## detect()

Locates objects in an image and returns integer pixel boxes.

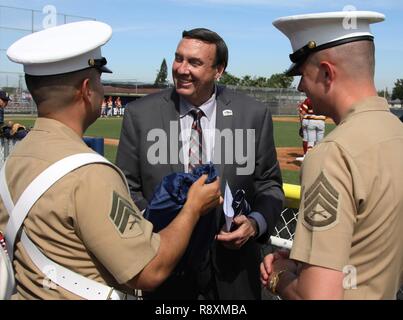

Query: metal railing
[270,184,300,249]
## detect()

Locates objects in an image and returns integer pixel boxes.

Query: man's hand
[216,215,257,250]
[260,250,295,288]
[130,175,222,291]
[186,175,223,216]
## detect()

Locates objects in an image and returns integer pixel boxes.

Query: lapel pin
[223,110,233,117]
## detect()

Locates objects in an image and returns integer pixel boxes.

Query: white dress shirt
[179,92,217,173]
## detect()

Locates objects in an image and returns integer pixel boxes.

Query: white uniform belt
[0,153,136,300]
[20,231,136,300]
[5,154,118,261]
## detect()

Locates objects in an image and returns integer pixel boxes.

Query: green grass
[7,116,334,185]
[6,117,124,140]
[282,170,301,185]
[273,121,336,147]
[85,118,123,140]
[104,145,118,163]
[9,117,335,148]
[5,118,35,129]
[273,122,302,147]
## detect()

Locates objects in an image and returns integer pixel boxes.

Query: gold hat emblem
[308,41,316,49]
[88,59,95,66]
[307,41,317,49]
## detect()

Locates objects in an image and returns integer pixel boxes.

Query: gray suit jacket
[116,86,284,299]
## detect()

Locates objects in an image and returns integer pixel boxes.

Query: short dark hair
[182,28,228,70]
[25,68,98,107]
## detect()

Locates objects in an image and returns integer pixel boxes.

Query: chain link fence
[227,85,306,116]
[0,138,19,168]
[1,78,306,116]
[0,72,36,115]
[0,5,95,116]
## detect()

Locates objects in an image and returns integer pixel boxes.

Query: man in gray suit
[116,28,284,300]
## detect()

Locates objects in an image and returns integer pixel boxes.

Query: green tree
[154,58,168,87]
[218,71,293,88]
[392,79,403,100]
[240,75,253,87]
[254,77,269,88]
[266,72,293,88]
[218,71,240,86]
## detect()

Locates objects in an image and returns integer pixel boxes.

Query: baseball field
[6,116,336,185]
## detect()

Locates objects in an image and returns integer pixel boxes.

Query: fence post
[31,9,34,33]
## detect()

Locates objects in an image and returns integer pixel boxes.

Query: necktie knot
[189,108,204,121]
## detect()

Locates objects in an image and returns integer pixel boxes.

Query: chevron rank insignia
[303,172,340,230]
[109,192,143,238]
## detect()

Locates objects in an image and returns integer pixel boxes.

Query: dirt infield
[104,138,119,146]
[105,138,302,172]
[276,147,303,171]
[273,117,335,124]
[273,117,301,123]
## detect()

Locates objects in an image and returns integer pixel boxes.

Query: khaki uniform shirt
[0,118,160,300]
[291,97,403,300]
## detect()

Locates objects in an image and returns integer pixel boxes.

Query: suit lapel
[160,90,184,173]
[213,86,234,230]
[214,86,233,191]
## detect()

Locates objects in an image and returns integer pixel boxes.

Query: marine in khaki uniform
[0,21,221,300]
[261,11,403,299]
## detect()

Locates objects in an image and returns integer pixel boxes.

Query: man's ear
[215,65,225,81]
[320,61,335,87]
[79,78,92,104]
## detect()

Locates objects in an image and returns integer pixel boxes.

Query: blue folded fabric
[229,189,251,232]
[232,189,251,216]
[144,164,218,272]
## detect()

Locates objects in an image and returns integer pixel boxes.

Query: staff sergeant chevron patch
[303,171,340,230]
[109,192,143,238]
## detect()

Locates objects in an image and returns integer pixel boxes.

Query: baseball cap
[0,91,11,102]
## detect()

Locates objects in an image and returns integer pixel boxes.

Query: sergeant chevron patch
[303,172,340,230]
[109,192,143,238]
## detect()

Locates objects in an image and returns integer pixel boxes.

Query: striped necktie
[188,108,205,171]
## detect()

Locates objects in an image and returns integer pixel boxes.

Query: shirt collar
[32,117,86,145]
[340,96,390,124]
[179,86,217,121]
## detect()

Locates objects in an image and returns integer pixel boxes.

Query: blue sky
[0,0,402,91]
